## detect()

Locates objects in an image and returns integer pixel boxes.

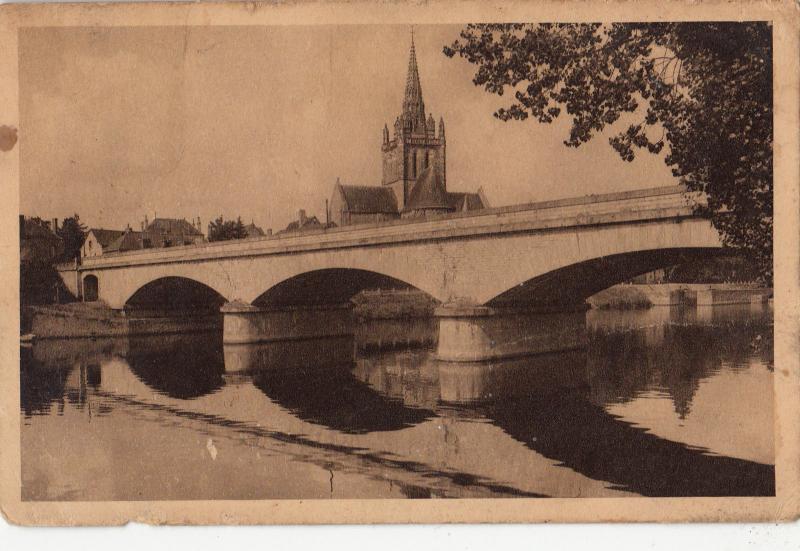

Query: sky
[19,25,677,231]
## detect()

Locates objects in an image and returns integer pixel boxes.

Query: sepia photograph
[2,0,799,526]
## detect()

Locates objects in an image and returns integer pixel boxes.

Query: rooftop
[88,228,125,248]
[147,218,204,236]
[338,184,399,214]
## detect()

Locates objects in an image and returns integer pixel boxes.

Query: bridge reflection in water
[21,304,774,500]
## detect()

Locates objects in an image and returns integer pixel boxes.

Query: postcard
[1,0,798,525]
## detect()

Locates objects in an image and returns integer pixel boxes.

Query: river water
[20,303,774,500]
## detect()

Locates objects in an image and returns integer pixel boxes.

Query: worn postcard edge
[0,0,798,526]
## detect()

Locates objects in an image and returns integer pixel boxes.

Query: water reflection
[486,386,774,497]
[126,334,226,399]
[240,339,434,433]
[20,347,70,417]
[20,304,774,499]
[586,320,772,418]
[21,338,126,417]
[436,351,589,405]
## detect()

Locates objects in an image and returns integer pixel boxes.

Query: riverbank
[26,302,220,340]
[23,284,772,340]
[23,290,436,340]
[352,289,438,320]
[588,284,772,310]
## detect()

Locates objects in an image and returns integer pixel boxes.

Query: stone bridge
[57,186,722,356]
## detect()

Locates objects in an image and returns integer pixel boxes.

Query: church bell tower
[381,34,446,210]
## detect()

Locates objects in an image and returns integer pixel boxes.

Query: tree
[57,213,87,262]
[208,215,248,242]
[444,23,772,280]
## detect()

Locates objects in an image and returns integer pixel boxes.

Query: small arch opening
[83,275,99,302]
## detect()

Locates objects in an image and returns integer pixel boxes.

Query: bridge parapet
[79,186,704,271]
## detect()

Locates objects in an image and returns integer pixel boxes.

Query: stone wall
[30,304,220,339]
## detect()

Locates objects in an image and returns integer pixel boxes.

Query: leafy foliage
[57,214,87,262]
[208,216,247,242]
[444,23,772,280]
[663,255,762,285]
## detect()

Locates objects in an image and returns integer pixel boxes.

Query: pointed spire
[402,29,425,124]
[438,116,445,139]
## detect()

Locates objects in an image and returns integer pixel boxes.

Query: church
[328,37,489,227]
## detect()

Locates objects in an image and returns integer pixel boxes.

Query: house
[243,222,271,238]
[79,217,205,256]
[105,228,146,254]
[278,210,328,234]
[82,228,125,258]
[20,216,64,266]
[328,37,488,227]
[140,216,205,247]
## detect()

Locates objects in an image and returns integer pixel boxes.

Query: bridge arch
[123,276,229,314]
[484,247,723,309]
[250,268,436,308]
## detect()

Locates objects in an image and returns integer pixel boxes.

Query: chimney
[298,209,307,225]
[266,228,273,237]
[140,221,145,231]
[144,214,149,228]
[51,218,59,232]
[19,215,24,237]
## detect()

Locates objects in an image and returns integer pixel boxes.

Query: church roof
[87,228,125,248]
[404,166,452,212]
[338,184,399,214]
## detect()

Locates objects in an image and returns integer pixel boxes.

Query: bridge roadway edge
[66,206,701,272]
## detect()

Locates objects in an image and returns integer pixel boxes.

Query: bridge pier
[434,304,587,362]
[221,301,355,345]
